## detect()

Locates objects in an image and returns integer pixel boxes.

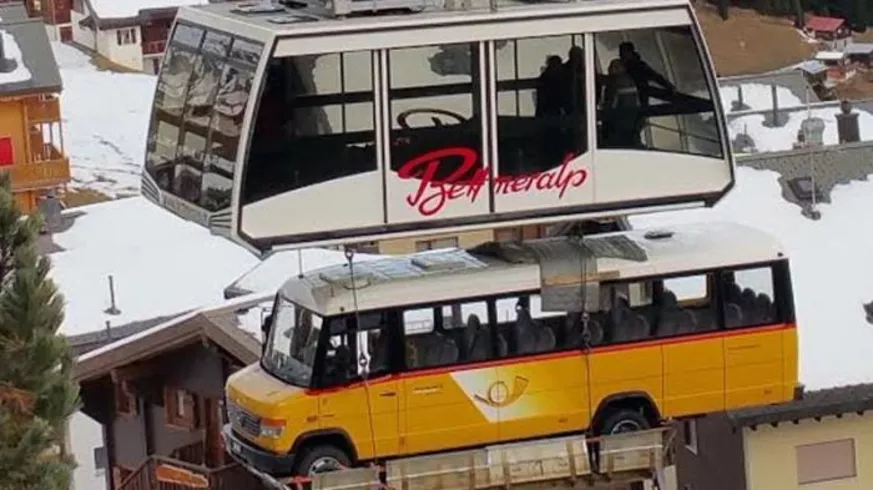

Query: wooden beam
[110,360,163,384]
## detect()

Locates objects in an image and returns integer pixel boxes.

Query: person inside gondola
[534,55,567,170]
[602,42,676,148]
[617,41,675,110]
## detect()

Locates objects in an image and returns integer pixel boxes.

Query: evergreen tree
[0,174,78,490]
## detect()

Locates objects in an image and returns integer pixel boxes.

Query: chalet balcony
[119,455,263,490]
[25,96,61,124]
[5,154,71,192]
[142,40,167,56]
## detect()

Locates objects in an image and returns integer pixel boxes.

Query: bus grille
[226,399,261,437]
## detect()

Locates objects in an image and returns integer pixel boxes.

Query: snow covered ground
[53,43,156,197]
[631,167,873,391]
[719,82,873,151]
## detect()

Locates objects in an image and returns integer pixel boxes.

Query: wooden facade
[0,8,71,212]
[74,302,267,490]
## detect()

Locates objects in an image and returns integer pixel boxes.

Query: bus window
[403,306,461,369]
[260,297,325,387]
[721,266,777,329]
[593,26,722,157]
[387,42,482,179]
[494,35,587,178]
[660,274,717,335]
[355,312,392,376]
[441,301,487,330]
[244,50,377,205]
[144,24,262,211]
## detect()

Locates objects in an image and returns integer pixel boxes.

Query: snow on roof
[0,29,31,85]
[86,0,208,20]
[844,43,873,55]
[798,60,827,75]
[805,15,846,33]
[630,167,873,391]
[50,196,259,336]
[719,83,804,113]
[724,84,873,151]
[75,290,272,363]
[814,51,846,62]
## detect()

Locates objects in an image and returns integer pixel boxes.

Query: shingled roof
[727,383,873,428]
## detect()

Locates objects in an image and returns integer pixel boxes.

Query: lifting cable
[344,247,379,466]
[574,232,599,474]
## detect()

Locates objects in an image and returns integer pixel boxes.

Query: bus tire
[599,408,651,435]
[294,444,352,476]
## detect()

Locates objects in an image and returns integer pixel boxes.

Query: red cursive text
[397,147,589,217]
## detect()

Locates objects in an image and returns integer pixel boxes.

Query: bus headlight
[259,418,286,438]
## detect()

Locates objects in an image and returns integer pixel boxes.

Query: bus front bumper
[222,424,297,476]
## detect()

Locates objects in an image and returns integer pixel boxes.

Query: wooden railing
[4,158,70,191]
[171,440,206,466]
[25,96,61,124]
[119,455,264,490]
[142,40,167,55]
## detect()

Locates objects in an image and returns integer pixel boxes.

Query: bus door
[494,295,591,442]
[400,302,499,456]
[317,313,400,460]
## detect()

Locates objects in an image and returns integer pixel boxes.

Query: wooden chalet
[0,3,71,213]
[73,294,271,490]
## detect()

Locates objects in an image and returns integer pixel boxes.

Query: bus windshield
[261,296,323,387]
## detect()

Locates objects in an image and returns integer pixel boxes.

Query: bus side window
[441,301,488,361]
[402,307,460,369]
[602,281,654,344]
[720,266,777,329]
[659,274,716,336]
[356,312,393,377]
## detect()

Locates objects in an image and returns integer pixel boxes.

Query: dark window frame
[242,50,380,205]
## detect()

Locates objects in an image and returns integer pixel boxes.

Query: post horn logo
[474,376,529,408]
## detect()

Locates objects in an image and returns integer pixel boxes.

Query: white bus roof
[280,221,787,316]
[178,0,692,40]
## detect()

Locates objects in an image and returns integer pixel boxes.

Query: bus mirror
[261,314,273,353]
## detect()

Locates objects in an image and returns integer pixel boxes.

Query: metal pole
[806,87,817,214]
[104,275,120,315]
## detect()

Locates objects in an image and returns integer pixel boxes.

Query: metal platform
[231,428,672,490]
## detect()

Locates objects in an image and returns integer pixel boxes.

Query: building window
[796,438,856,485]
[116,28,137,46]
[0,136,13,166]
[164,386,197,429]
[683,419,698,454]
[349,241,380,254]
[113,381,136,416]
[415,236,459,252]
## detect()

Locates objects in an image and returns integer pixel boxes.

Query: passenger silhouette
[617,41,675,109]
[562,45,586,116]
[602,57,643,148]
[535,55,565,117]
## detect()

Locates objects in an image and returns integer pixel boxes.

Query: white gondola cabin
[140,0,733,256]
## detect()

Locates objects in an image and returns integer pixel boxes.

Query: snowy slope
[53,43,156,197]
[630,167,873,391]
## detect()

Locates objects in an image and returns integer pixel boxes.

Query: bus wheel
[295,444,351,476]
[600,408,651,435]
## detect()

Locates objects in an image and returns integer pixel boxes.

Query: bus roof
[178,0,692,40]
[280,221,787,316]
